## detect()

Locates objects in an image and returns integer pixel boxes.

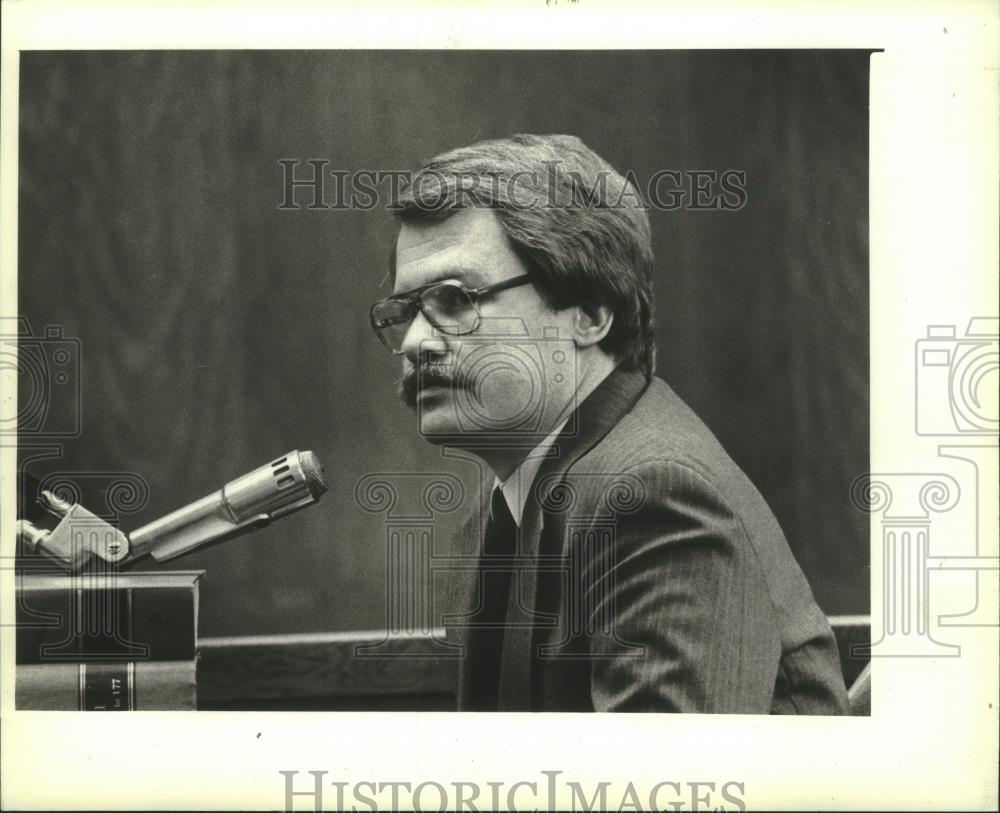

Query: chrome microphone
[129,450,328,562]
[16,450,328,571]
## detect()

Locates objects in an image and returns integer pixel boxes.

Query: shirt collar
[492,418,569,527]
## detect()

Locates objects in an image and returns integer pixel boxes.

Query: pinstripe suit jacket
[448,366,849,713]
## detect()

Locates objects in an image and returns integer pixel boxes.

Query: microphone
[129,450,328,562]
[16,450,328,570]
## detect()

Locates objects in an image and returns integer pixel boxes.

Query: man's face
[393,208,578,444]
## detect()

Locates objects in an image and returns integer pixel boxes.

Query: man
[370,134,849,713]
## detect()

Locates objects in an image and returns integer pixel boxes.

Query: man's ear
[572,304,614,348]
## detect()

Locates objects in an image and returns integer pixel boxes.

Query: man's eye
[427,285,470,316]
[376,313,408,328]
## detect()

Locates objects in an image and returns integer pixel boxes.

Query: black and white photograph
[1,2,997,811]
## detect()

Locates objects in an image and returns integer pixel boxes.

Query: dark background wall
[17,50,870,636]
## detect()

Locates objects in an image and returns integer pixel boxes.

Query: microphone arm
[17,450,328,572]
[130,450,327,561]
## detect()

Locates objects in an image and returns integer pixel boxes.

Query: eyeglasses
[370,274,533,354]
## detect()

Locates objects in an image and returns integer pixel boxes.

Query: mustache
[398,364,472,408]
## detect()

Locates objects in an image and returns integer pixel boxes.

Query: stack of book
[15,570,203,711]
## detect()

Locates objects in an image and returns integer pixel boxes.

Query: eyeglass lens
[372,282,478,351]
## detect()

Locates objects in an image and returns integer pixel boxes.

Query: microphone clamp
[17,490,131,571]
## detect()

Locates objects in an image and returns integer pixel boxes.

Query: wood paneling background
[17,51,870,636]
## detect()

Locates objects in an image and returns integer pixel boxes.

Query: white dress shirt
[492,419,570,527]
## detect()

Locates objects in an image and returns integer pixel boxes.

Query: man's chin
[416,413,465,445]
[410,389,541,445]
[419,431,463,447]
[416,407,510,447]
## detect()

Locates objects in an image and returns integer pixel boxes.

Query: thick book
[16,660,198,710]
[16,571,203,663]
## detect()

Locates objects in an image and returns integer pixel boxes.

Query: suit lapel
[498,367,649,709]
[452,474,494,709]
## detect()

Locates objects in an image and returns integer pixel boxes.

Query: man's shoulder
[563,374,783,539]
[574,375,734,478]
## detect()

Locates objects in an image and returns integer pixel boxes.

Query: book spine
[16,584,197,663]
[16,660,198,710]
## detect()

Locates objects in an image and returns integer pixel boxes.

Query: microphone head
[297,450,328,498]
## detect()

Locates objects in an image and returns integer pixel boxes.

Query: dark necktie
[465,486,517,711]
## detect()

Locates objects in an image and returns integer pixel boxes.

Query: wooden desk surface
[197,617,868,711]
[198,628,457,710]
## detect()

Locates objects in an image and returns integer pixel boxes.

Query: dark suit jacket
[447,367,850,713]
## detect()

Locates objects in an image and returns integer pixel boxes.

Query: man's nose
[400,310,449,362]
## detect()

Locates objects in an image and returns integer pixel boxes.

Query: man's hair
[392,134,656,377]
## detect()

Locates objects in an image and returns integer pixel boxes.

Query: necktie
[465,487,517,711]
